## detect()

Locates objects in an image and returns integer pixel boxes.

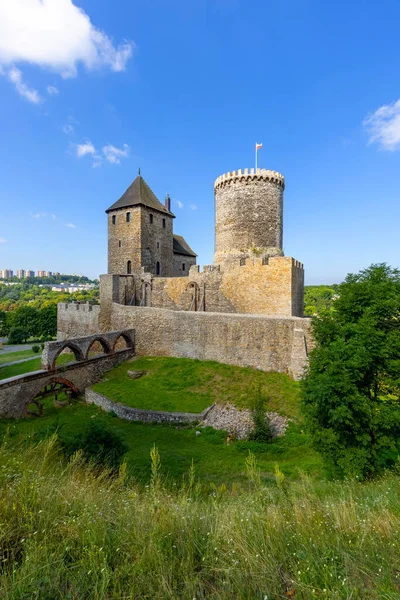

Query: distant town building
[37,270,46,277]
[53,272,60,276]
[25,270,35,278]
[52,283,95,293]
[45,271,52,277]
[0,269,13,279]
[16,269,25,279]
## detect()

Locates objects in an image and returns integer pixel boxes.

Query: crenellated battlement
[214,168,285,191]
[59,302,100,312]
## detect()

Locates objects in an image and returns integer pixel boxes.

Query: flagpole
[255,143,257,172]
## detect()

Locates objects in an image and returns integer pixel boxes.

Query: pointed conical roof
[106,174,175,216]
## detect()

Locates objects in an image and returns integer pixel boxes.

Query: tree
[7,306,40,338]
[37,304,57,338]
[8,327,30,344]
[0,310,6,336]
[302,264,400,479]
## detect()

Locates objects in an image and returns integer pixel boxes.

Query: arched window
[112,215,116,224]
[156,261,160,276]
[126,212,131,223]
[149,214,153,224]
[127,260,132,274]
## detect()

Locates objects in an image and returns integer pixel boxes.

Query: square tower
[106,173,175,277]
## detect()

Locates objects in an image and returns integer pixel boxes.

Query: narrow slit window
[182,263,186,272]
[149,214,153,224]
[126,212,131,223]
[127,260,132,274]
[162,218,166,229]
[112,215,116,225]
[156,261,160,276]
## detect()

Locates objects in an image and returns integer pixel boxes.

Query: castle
[58,168,311,379]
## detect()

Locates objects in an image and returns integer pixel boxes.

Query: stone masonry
[57,165,310,380]
[0,330,135,418]
[214,168,284,268]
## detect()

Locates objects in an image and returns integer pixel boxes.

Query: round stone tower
[214,168,285,268]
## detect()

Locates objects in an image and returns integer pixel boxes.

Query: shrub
[31,344,40,353]
[59,419,128,470]
[248,387,273,443]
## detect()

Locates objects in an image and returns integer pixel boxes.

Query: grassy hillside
[0,357,322,484]
[0,437,399,599]
[93,356,300,416]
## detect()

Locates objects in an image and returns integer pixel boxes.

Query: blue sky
[0,0,399,284]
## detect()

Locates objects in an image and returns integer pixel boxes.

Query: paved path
[0,356,39,369]
[0,343,35,354]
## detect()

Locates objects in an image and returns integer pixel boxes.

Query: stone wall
[214,169,284,268]
[86,388,214,424]
[173,253,197,277]
[107,304,311,379]
[98,255,304,317]
[0,348,134,418]
[108,206,142,275]
[140,206,174,276]
[57,303,100,339]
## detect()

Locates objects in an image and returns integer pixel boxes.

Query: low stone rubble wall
[85,388,214,425]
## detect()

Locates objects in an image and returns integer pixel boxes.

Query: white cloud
[363,99,400,151]
[66,223,76,229]
[47,85,59,95]
[0,0,133,77]
[102,143,129,164]
[6,66,41,103]
[0,237,7,243]
[175,200,184,209]
[75,140,96,157]
[31,212,57,221]
[190,204,197,210]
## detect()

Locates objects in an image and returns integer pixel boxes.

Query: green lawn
[0,353,73,380]
[0,399,322,485]
[0,348,37,366]
[0,356,323,485]
[93,356,301,416]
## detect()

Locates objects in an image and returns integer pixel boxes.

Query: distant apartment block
[17,269,35,278]
[37,270,53,277]
[0,269,13,279]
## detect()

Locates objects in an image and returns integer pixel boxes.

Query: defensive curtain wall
[58,296,311,381]
[0,330,134,418]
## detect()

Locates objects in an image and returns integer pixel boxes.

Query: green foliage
[302,264,400,479]
[0,309,6,335]
[304,284,339,316]
[31,344,40,354]
[248,387,273,442]
[59,419,129,469]
[8,326,30,344]
[0,281,99,340]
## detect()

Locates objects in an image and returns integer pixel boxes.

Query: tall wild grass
[0,435,400,599]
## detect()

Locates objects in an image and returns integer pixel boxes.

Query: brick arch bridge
[0,330,135,418]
